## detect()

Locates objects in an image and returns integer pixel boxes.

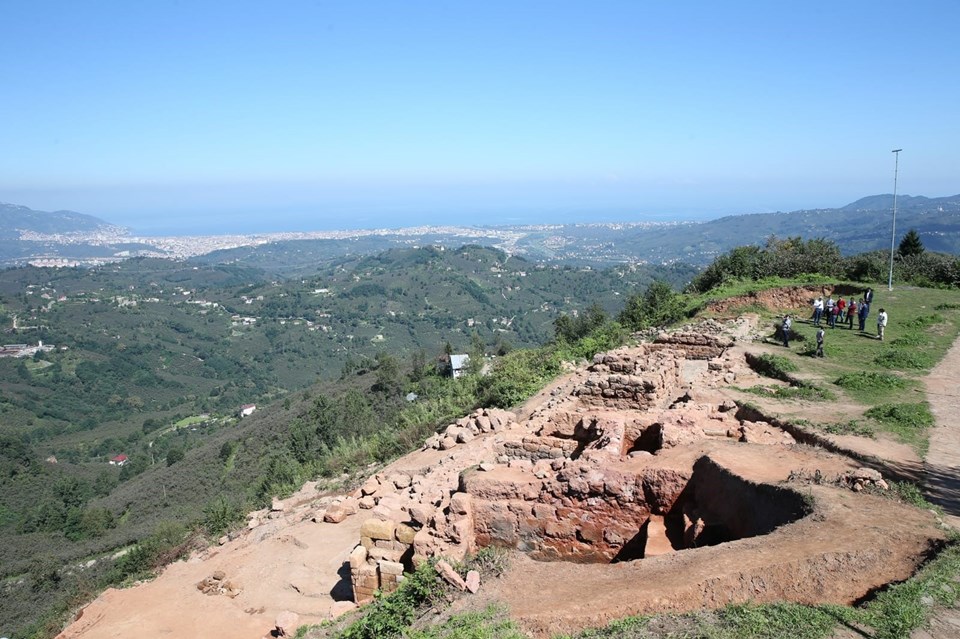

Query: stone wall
[461,460,691,562]
[575,349,683,410]
[349,517,418,603]
[647,331,735,360]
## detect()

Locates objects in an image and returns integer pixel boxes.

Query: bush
[874,349,935,370]
[834,372,906,392]
[618,281,687,331]
[746,353,797,381]
[478,348,562,409]
[864,403,934,430]
[203,495,246,536]
[688,238,843,294]
[338,560,445,639]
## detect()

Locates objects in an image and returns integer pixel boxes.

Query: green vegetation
[687,235,960,295]
[898,228,925,257]
[2,235,958,638]
[337,561,445,639]
[618,281,688,331]
[747,353,798,380]
[834,371,905,392]
[833,371,909,404]
[864,403,935,446]
[687,237,842,294]
[306,548,514,639]
[739,382,834,402]
[300,542,960,639]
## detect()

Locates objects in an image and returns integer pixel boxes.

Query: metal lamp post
[887,149,902,291]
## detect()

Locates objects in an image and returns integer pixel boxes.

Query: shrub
[338,560,445,639]
[834,372,906,392]
[747,353,797,381]
[618,281,687,331]
[478,349,562,409]
[864,403,934,430]
[874,349,934,370]
[902,313,944,329]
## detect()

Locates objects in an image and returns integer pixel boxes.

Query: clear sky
[2,1,958,234]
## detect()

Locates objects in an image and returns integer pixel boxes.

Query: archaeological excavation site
[343,316,947,634]
[55,310,953,639]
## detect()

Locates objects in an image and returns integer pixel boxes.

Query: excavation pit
[462,454,811,565]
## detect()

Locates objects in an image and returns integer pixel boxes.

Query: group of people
[811,288,875,331]
[780,287,889,357]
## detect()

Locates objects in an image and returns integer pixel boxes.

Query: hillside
[2,193,958,269]
[46,281,960,639]
[0,202,127,239]
[0,244,696,635]
[0,245,692,459]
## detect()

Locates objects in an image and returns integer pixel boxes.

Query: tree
[618,281,686,331]
[898,229,925,257]
[373,351,403,396]
[166,448,185,466]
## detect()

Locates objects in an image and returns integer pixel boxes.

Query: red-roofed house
[109,454,128,466]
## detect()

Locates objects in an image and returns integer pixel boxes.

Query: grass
[811,419,875,438]
[874,348,936,370]
[833,371,911,404]
[834,371,906,392]
[746,353,798,381]
[863,402,935,451]
[739,383,834,402]
[731,283,960,449]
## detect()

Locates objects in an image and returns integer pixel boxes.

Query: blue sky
[2,1,958,233]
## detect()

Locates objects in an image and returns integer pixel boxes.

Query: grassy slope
[722,283,959,454]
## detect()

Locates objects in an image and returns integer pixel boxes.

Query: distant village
[0,340,54,358]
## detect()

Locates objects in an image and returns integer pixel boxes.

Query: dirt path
[57,495,364,639]
[923,334,960,529]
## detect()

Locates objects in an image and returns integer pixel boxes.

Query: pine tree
[898,229,925,257]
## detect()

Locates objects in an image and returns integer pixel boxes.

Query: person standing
[837,297,847,322]
[877,308,888,341]
[813,296,823,325]
[846,299,857,329]
[816,327,825,357]
[829,303,840,328]
[864,287,874,308]
[859,298,870,331]
[781,314,792,347]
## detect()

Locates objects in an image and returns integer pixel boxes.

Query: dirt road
[924,334,960,529]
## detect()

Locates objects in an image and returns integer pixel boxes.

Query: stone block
[360,518,396,541]
[395,523,417,544]
[379,560,404,576]
[348,545,368,569]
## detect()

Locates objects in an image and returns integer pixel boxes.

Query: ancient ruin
[344,317,946,632]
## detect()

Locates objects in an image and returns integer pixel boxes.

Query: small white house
[240,404,257,417]
[449,354,470,378]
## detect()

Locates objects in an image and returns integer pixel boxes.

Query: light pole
[887,149,902,291]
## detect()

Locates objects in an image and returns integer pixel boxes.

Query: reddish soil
[56,314,956,639]
[704,284,864,316]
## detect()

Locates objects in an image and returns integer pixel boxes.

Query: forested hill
[191,193,960,270]
[603,193,960,265]
[0,202,127,239]
[0,244,692,634]
[0,243,692,485]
